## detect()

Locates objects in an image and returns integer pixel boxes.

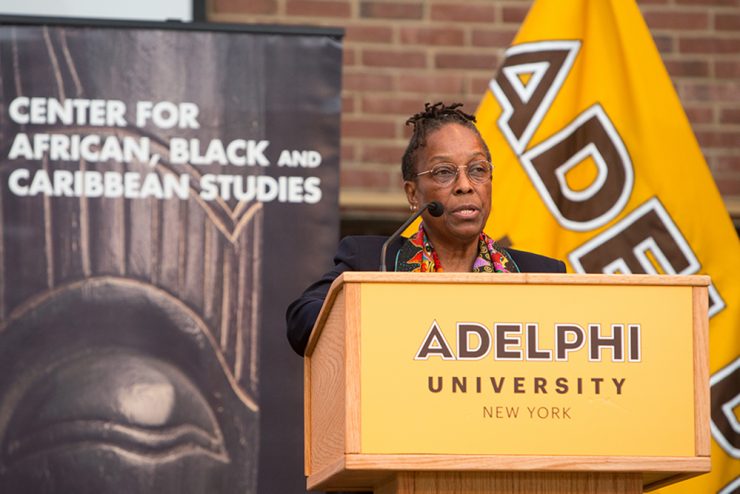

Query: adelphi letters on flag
[476,1,740,492]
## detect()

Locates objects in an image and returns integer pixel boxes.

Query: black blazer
[286,235,566,356]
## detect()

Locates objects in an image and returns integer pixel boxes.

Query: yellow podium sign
[360,282,693,456]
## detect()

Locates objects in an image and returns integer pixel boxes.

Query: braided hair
[401,102,490,181]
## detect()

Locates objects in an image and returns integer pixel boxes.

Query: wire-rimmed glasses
[415,160,493,186]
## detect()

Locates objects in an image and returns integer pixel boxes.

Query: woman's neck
[430,237,479,272]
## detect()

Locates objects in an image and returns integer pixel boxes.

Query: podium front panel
[359,281,695,457]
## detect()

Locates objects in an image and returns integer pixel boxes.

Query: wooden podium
[303,273,710,493]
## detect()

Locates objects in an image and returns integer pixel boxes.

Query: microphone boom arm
[380,201,443,271]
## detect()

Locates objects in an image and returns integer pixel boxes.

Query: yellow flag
[476,1,740,492]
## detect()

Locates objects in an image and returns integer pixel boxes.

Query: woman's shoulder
[336,235,385,258]
[338,235,386,249]
[505,248,567,273]
[335,235,405,271]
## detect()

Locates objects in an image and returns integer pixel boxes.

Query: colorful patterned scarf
[395,224,519,273]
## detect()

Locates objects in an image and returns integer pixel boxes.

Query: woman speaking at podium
[287,102,566,356]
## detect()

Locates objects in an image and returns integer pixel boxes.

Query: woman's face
[404,123,492,248]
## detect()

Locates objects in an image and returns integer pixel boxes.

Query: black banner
[0,17,342,494]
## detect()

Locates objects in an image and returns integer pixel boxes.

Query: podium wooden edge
[335,271,710,285]
[306,454,711,492]
[692,285,711,457]
[345,284,362,454]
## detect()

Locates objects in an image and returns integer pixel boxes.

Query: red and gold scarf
[395,224,519,273]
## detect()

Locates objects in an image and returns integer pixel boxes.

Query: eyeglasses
[415,160,493,186]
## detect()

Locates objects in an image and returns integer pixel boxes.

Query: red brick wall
[209,0,740,220]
